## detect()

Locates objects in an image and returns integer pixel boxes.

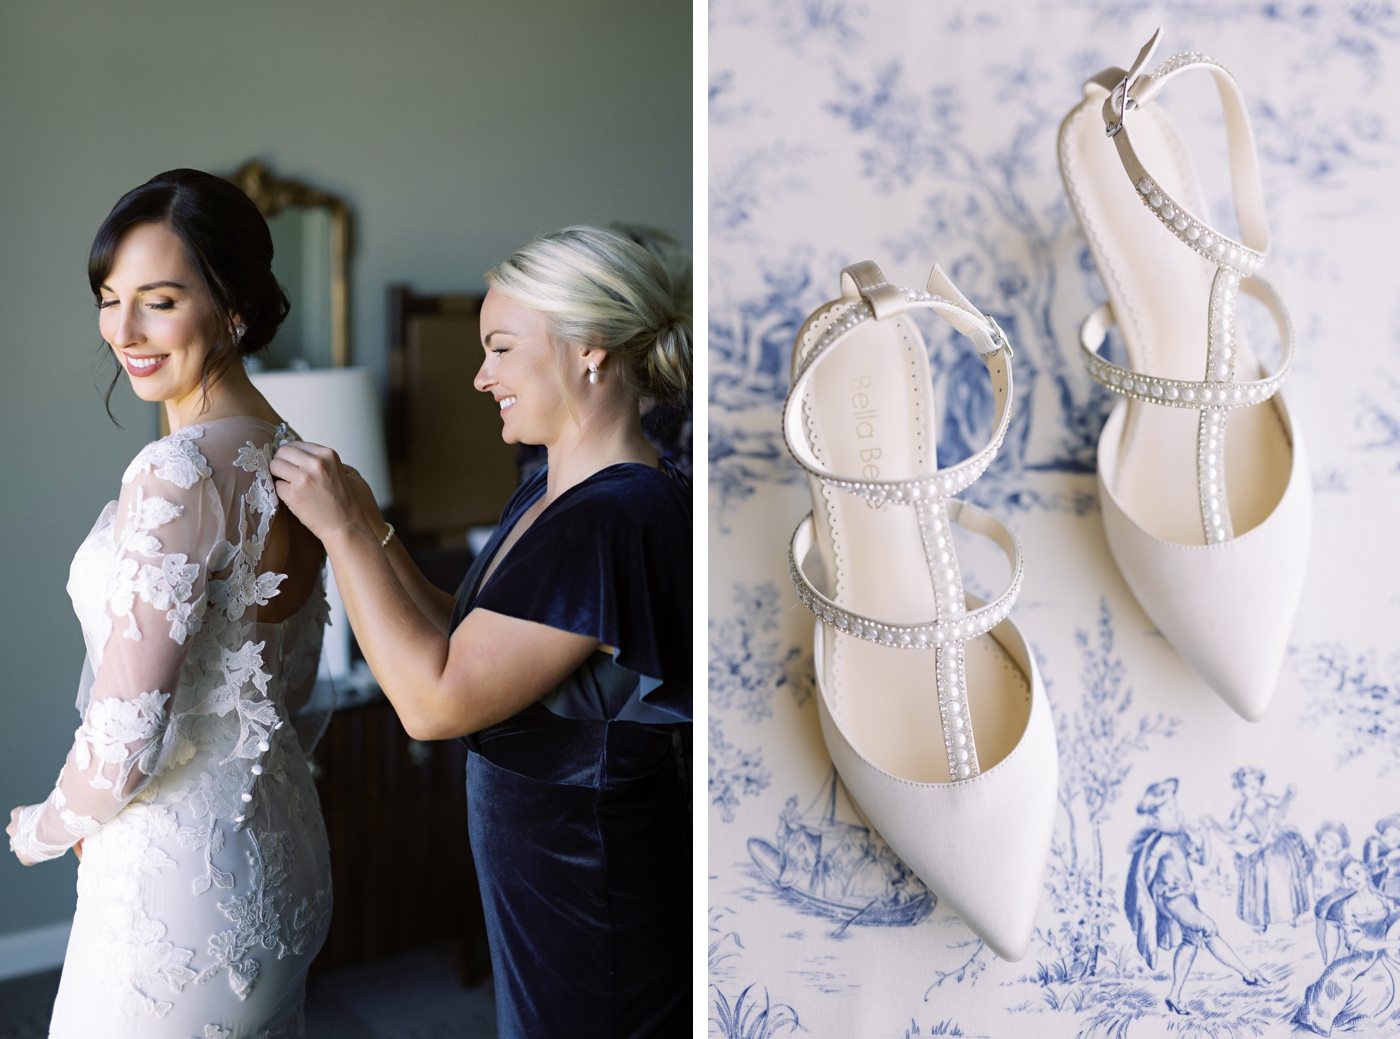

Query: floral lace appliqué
[235,441,279,526]
[59,808,100,838]
[283,889,332,959]
[106,485,200,645]
[122,424,212,489]
[193,821,332,1002]
[196,838,286,999]
[135,552,203,643]
[73,690,171,795]
[79,804,197,1018]
[177,821,234,896]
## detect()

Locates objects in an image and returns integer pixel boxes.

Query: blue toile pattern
[709,2,1400,1035]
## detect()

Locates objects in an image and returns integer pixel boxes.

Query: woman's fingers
[271,442,340,488]
[275,441,339,465]
[270,442,362,540]
[271,445,337,496]
[272,443,337,481]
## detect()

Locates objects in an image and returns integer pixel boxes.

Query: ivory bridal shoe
[783,261,1057,961]
[1058,30,1310,721]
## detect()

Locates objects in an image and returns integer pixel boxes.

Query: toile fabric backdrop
[708,3,1400,1037]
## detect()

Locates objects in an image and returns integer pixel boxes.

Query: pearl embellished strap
[1127,172,1264,278]
[790,502,1024,783]
[784,262,1024,782]
[1077,276,1294,413]
[1100,40,1271,277]
[1079,274,1295,544]
[784,283,1014,509]
[1086,33,1289,544]
[788,501,1023,652]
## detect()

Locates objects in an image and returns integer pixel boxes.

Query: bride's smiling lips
[122,352,170,378]
[497,394,517,415]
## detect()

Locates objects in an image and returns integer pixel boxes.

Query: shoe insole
[798,300,1030,783]
[1060,96,1291,543]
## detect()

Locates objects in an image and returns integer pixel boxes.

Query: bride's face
[97,221,225,405]
[474,288,574,446]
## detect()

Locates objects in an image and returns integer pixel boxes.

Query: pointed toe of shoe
[1105,526,1302,720]
[951,882,1042,962]
[815,628,1057,961]
[1097,401,1311,721]
[899,738,1056,962]
[1194,650,1280,723]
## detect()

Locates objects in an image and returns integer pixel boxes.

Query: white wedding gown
[10,416,334,1039]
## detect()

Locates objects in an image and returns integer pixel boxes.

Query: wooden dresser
[309,696,490,981]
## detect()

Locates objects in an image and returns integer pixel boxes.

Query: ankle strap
[1093,28,1270,277]
[783,262,1014,506]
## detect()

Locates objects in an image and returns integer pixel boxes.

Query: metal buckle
[984,314,1013,359]
[1105,77,1138,138]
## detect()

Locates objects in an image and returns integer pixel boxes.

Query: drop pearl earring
[588,361,599,385]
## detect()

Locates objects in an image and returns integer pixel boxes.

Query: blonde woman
[270,226,692,1037]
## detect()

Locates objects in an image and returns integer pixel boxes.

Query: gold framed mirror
[228,160,351,369]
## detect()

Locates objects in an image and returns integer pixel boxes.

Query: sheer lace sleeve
[10,432,226,862]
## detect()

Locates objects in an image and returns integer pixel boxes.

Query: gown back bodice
[15,417,335,1038]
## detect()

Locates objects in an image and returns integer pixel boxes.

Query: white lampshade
[250,367,393,507]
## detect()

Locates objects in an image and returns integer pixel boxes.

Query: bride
[6,169,333,1038]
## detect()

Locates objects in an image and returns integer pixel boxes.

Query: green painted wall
[0,0,690,936]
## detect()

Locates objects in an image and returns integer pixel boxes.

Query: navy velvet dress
[448,461,691,1038]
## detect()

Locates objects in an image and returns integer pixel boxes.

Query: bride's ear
[227,313,248,348]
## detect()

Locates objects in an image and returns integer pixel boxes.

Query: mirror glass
[226,160,349,373]
[264,207,336,370]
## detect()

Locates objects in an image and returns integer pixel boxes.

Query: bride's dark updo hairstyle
[89,168,291,417]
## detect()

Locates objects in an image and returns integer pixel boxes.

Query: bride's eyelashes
[94,298,180,311]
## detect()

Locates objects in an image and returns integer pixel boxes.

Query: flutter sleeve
[471,466,691,720]
[10,438,224,862]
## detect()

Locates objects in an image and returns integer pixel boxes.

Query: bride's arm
[273,444,597,739]
[7,464,216,864]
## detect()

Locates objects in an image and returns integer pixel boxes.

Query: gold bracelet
[380,522,396,548]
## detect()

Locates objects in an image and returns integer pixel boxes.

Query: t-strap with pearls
[783,261,1025,782]
[1087,35,1294,545]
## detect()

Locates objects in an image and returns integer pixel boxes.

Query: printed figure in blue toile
[1126,778,1263,1016]
[1204,767,1311,933]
